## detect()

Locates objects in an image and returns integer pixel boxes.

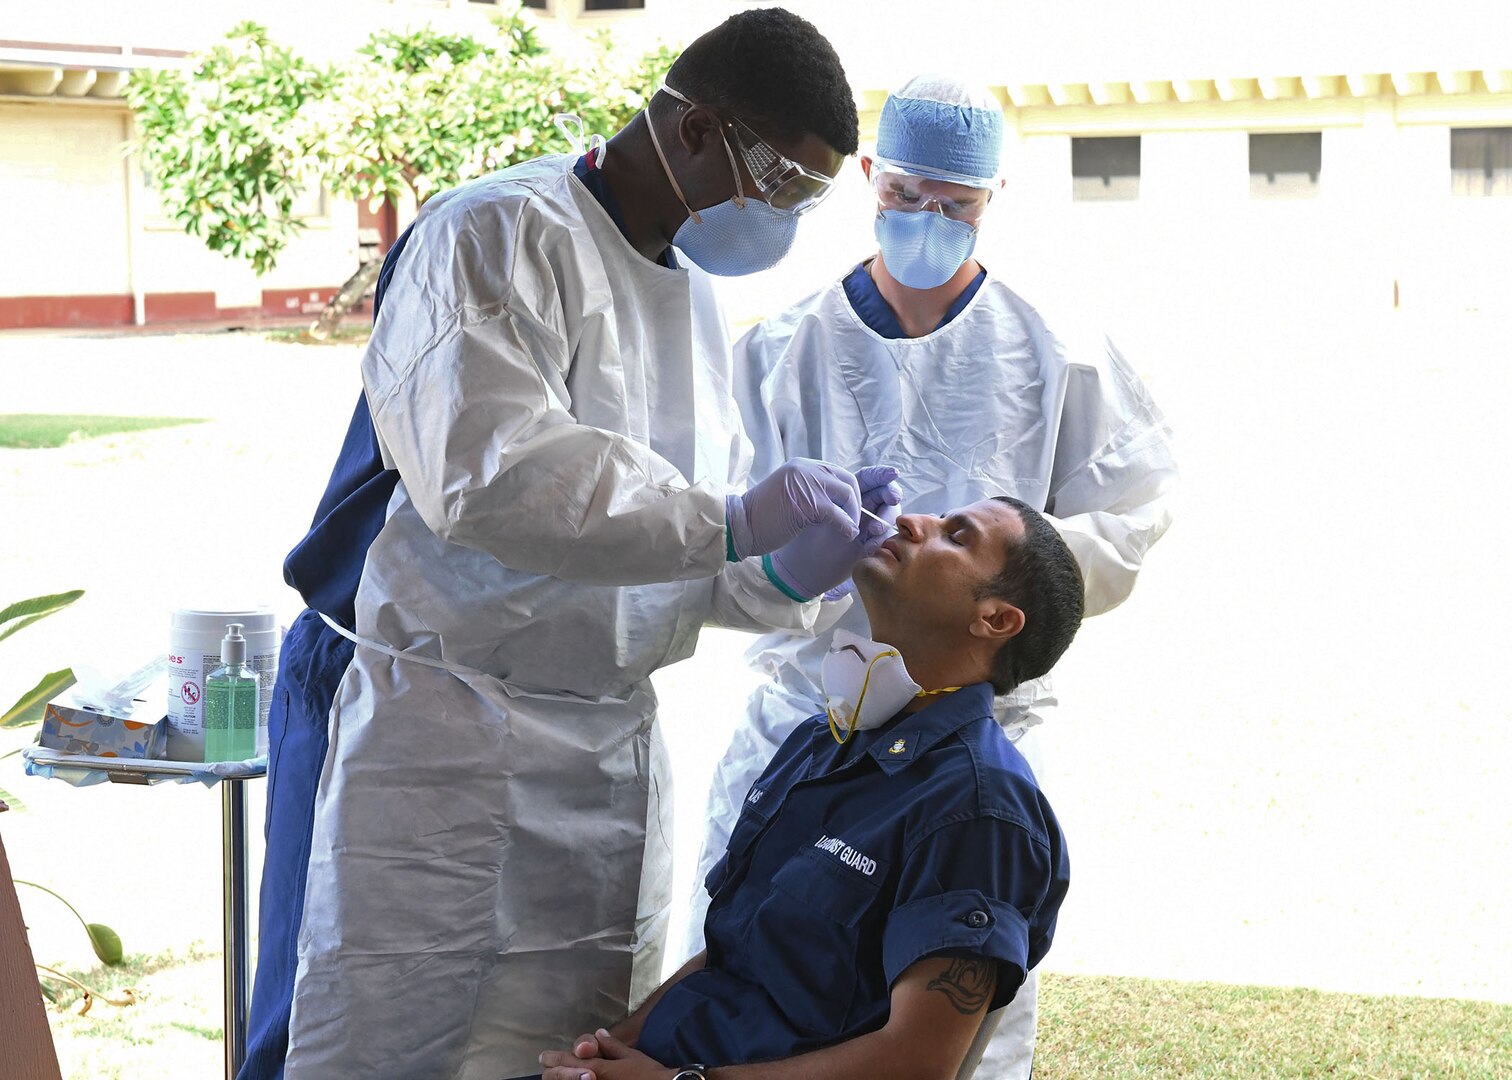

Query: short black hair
[665,8,858,155]
[976,497,1085,695]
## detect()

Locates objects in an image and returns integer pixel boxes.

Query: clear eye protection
[870,160,994,225]
[724,116,836,215]
[660,84,839,216]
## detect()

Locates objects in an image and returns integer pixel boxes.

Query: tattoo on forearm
[926,957,993,1015]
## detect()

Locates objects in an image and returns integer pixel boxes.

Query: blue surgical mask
[671,196,798,277]
[874,209,978,290]
[647,99,800,276]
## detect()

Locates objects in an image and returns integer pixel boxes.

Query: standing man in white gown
[243,11,890,1079]
[688,74,1180,1079]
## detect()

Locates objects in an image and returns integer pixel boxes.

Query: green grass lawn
[42,943,222,1080]
[33,955,1512,1079]
[0,415,206,450]
[262,325,372,345]
[1038,973,1512,1078]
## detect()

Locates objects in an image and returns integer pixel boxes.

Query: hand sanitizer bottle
[204,623,259,762]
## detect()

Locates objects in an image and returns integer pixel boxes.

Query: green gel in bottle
[204,622,259,762]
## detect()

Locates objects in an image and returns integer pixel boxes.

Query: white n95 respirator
[821,629,926,743]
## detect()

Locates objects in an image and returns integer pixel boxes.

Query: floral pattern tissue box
[39,700,168,759]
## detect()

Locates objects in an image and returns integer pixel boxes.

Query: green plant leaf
[0,590,84,644]
[0,590,85,625]
[1,669,75,729]
[87,923,124,966]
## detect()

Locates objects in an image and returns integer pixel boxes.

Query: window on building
[1250,132,1322,199]
[583,0,646,10]
[291,186,329,222]
[1071,136,1140,201]
[520,0,549,8]
[1451,127,1512,196]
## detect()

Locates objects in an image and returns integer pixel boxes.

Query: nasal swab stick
[858,506,898,536]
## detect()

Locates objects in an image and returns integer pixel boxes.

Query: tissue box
[39,699,168,759]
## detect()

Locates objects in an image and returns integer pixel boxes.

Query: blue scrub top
[636,682,1069,1068]
[842,260,986,340]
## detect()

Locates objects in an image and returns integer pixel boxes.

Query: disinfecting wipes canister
[167,608,280,761]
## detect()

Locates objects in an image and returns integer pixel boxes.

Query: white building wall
[0,0,495,326]
[131,178,362,306]
[987,106,1512,335]
[4,0,1512,326]
[0,98,367,319]
[0,104,132,297]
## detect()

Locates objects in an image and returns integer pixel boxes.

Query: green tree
[127,24,330,277]
[128,9,675,337]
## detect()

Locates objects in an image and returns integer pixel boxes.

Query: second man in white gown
[688,74,1180,1080]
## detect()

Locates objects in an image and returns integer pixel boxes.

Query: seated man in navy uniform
[530,495,1079,1080]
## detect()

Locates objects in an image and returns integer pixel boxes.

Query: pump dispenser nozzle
[221,622,247,666]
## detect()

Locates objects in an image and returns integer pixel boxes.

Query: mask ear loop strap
[554,113,588,155]
[647,93,702,225]
[718,126,747,209]
[827,649,900,745]
[652,85,749,217]
[555,114,609,170]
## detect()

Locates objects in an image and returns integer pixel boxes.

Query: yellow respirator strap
[826,651,961,745]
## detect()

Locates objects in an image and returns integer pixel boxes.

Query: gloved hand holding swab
[859,505,899,537]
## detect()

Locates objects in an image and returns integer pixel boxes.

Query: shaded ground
[28,951,1512,1080]
[0,312,1509,1075]
[39,944,224,1080]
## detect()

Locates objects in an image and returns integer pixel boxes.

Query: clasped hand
[537,1028,673,1080]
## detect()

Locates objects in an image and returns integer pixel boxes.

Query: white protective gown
[284,155,834,1079]
[689,269,1178,1077]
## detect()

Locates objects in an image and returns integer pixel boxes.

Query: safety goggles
[660,84,838,216]
[870,160,995,225]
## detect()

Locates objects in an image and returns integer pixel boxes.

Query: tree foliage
[128,10,676,275]
[128,24,329,275]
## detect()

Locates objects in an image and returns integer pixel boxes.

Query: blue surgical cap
[875,74,1004,186]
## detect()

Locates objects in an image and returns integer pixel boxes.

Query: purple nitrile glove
[725,458,861,561]
[819,465,903,600]
[764,466,901,601]
[856,465,902,542]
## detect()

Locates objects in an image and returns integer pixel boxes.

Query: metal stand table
[220,777,253,1080]
[23,748,264,1080]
